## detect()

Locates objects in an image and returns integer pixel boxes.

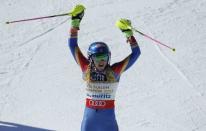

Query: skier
[68,5,141,131]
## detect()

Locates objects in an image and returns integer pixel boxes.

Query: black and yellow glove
[69,4,86,28]
[116,18,134,38]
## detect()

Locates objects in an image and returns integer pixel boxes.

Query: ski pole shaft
[6,13,69,24]
[132,28,176,52]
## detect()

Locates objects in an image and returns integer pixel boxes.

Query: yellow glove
[116,18,133,38]
[69,4,86,17]
[69,4,86,28]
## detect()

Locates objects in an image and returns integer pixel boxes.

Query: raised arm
[112,19,141,75]
[68,5,89,72]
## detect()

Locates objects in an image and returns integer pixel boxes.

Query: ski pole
[132,28,176,52]
[6,13,70,24]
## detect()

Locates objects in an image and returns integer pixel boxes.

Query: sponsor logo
[87,93,111,99]
[89,100,106,107]
[87,83,110,89]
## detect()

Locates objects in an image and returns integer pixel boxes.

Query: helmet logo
[96,44,106,53]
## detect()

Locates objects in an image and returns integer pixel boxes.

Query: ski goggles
[92,53,109,62]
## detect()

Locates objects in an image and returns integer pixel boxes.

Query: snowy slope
[0,0,206,131]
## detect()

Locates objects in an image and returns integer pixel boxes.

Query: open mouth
[98,64,104,67]
[97,61,106,67]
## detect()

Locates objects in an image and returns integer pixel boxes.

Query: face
[92,53,109,71]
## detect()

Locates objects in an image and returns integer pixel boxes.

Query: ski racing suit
[69,28,141,131]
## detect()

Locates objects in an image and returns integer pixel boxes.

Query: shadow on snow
[0,121,54,131]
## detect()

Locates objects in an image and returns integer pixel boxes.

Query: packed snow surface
[0,0,206,131]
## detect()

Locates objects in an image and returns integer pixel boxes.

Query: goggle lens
[92,54,109,62]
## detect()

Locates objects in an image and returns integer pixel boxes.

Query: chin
[97,66,106,71]
[97,68,104,71]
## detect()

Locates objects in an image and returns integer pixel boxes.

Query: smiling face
[93,60,108,71]
[92,53,109,71]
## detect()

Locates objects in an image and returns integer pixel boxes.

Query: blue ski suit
[69,28,141,131]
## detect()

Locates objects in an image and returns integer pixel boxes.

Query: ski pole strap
[127,36,138,48]
[70,28,78,38]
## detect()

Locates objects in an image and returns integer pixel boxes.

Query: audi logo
[89,100,106,106]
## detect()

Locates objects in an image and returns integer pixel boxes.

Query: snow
[0,0,206,131]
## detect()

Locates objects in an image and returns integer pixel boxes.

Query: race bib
[86,82,118,100]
